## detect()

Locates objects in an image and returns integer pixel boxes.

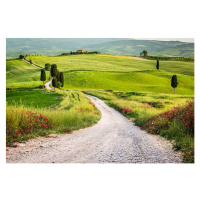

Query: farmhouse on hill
[77,50,88,53]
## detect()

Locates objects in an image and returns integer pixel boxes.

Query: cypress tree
[60,72,64,87]
[56,70,60,82]
[40,69,46,88]
[45,63,51,70]
[52,77,57,91]
[156,60,159,70]
[51,64,57,78]
[171,75,178,94]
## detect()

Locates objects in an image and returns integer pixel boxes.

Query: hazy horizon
[134,38,194,43]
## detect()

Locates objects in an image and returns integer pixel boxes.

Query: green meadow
[25,54,194,95]
[6,54,194,162]
[6,59,45,89]
[26,54,194,76]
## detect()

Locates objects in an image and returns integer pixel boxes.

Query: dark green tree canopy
[52,77,57,88]
[171,75,178,88]
[143,50,148,57]
[19,55,24,59]
[156,60,159,70]
[60,72,64,87]
[140,50,148,57]
[56,70,60,82]
[51,64,57,77]
[45,63,51,70]
[40,69,46,81]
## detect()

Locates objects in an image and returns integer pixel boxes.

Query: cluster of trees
[40,64,64,91]
[139,52,193,62]
[19,55,25,59]
[147,56,194,62]
[50,64,64,91]
[140,50,148,58]
[60,51,100,56]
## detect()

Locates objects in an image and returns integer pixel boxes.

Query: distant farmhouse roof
[77,50,88,53]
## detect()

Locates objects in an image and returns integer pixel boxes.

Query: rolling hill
[6,38,194,58]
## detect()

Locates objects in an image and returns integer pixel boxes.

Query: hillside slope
[6,38,194,57]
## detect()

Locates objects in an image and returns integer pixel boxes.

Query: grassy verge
[83,89,194,163]
[6,90,101,146]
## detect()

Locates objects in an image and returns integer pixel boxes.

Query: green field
[6,58,47,89]
[25,55,194,95]
[6,54,194,162]
[26,54,194,76]
[6,89,63,108]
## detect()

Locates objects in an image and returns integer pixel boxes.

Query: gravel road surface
[6,94,182,163]
[45,79,52,90]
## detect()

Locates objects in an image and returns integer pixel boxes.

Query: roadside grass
[6,90,101,146]
[83,89,194,163]
[26,54,194,76]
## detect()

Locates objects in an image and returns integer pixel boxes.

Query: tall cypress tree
[52,77,57,91]
[60,72,64,88]
[56,70,60,82]
[156,60,159,70]
[40,69,46,88]
[51,64,57,78]
[171,75,178,94]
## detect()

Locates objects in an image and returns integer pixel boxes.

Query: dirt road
[6,94,182,163]
[22,59,43,69]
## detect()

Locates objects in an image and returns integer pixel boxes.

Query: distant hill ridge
[6,38,194,58]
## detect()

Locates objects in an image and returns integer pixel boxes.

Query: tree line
[60,51,100,56]
[139,50,194,62]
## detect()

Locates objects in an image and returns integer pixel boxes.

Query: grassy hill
[85,40,194,57]
[6,58,43,88]
[26,54,194,76]
[6,38,194,57]
[6,54,194,162]
[23,55,194,95]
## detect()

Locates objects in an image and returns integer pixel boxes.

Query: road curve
[6,94,182,163]
[45,79,52,90]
